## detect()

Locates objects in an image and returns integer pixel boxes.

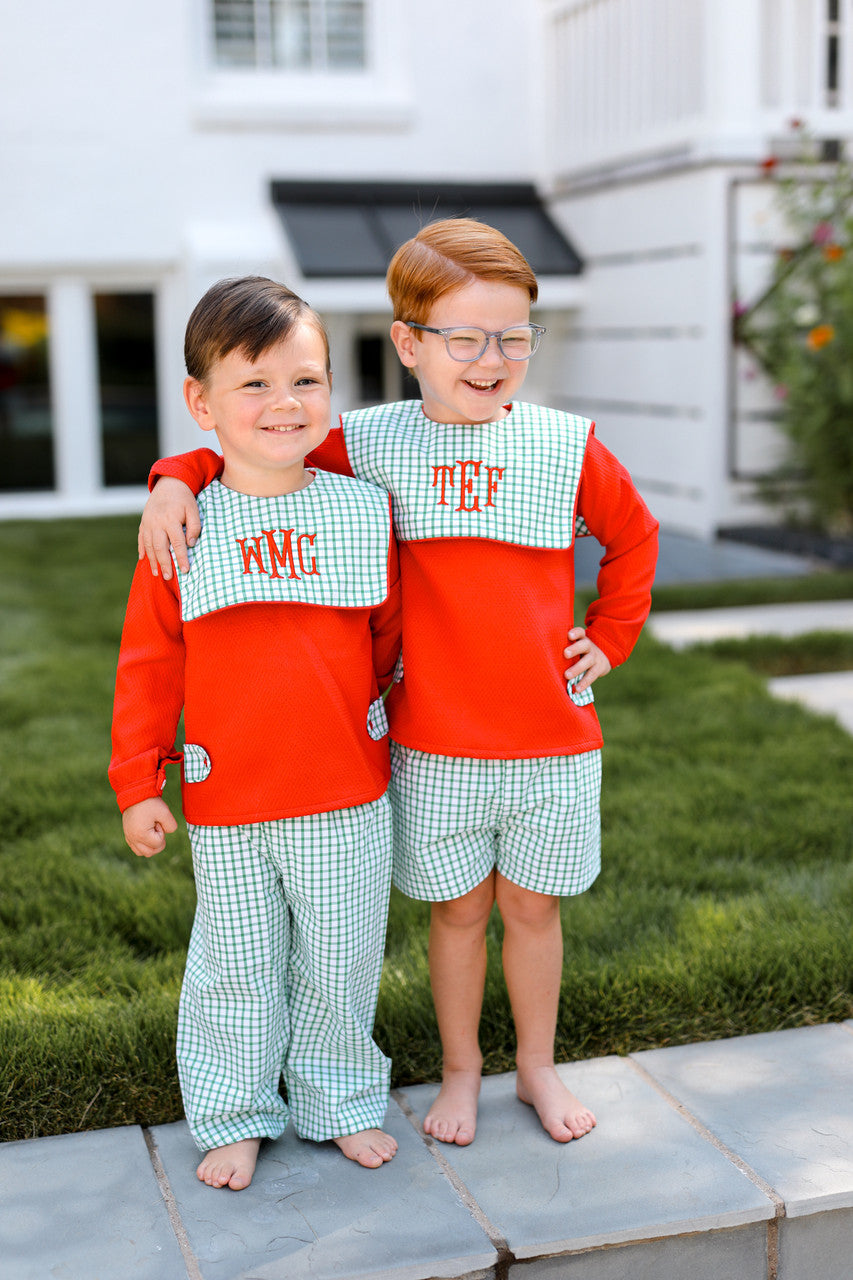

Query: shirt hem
[388,735,603,760]
[182,780,389,826]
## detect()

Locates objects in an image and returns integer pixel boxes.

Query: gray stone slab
[0,1125,188,1280]
[399,1056,774,1261]
[777,1206,853,1280]
[150,1098,497,1280]
[514,1222,768,1280]
[633,1024,853,1217]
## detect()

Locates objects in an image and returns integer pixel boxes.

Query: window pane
[356,335,384,403]
[0,296,54,492]
[212,0,366,71]
[96,293,159,488]
[326,0,366,68]
[272,0,312,68]
[213,0,258,66]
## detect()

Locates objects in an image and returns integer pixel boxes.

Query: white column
[701,0,765,156]
[47,278,102,498]
[324,313,356,422]
[155,271,197,457]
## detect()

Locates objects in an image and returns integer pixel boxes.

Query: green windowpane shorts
[389,743,601,901]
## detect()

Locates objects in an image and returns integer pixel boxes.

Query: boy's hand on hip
[138,478,201,579]
[564,627,611,693]
[122,798,178,858]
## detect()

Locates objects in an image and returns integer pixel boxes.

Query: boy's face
[390,279,532,425]
[184,322,331,495]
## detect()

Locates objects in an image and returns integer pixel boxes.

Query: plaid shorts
[389,744,601,901]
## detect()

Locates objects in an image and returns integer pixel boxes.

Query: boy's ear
[390,320,419,369]
[183,377,216,434]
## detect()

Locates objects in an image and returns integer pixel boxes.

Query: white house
[1,0,851,535]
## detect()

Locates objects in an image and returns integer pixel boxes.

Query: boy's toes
[196,1138,260,1190]
[334,1128,397,1168]
[569,1109,597,1138]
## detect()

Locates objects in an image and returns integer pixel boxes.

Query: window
[95,293,159,488]
[826,0,842,107]
[0,296,54,492]
[213,0,366,70]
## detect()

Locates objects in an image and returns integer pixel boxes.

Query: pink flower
[812,221,834,244]
[774,384,789,401]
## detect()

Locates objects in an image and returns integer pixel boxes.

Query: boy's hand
[122,798,178,858]
[563,627,611,693]
[138,479,201,579]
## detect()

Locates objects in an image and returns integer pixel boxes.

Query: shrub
[736,130,853,533]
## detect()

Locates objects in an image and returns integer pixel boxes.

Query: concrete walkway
[647,598,853,734]
[3,534,851,1280]
[2,1022,853,1280]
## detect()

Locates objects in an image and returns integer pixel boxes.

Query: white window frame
[192,0,413,129]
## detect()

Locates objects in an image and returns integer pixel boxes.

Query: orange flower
[823,243,844,262]
[806,324,835,351]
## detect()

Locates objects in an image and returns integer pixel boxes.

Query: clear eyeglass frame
[405,321,547,362]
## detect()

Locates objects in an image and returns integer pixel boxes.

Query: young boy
[110,276,402,1190]
[138,221,659,1150]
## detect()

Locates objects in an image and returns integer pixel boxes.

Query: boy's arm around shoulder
[578,434,659,668]
[139,427,355,578]
[142,423,356,490]
[140,448,222,578]
[109,560,185,847]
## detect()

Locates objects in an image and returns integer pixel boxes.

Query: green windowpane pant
[179,795,392,1151]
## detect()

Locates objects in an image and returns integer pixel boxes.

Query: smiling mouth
[263,424,303,432]
[464,378,500,392]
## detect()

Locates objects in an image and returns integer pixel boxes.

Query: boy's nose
[475,335,504,366]
[274,390,300,408]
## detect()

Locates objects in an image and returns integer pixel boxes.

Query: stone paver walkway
[2,1022,853,1279]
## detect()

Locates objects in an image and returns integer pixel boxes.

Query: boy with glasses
[138,220,658,1150]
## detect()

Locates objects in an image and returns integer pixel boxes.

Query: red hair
[386,218,539,323]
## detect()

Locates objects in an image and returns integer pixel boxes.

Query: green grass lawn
[1,517,852,1141]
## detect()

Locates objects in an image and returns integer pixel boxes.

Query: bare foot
[516,1065,596,1143]
[196,1137,261,1190]
[422,1068,481,1146]
[333,1127,398,1168]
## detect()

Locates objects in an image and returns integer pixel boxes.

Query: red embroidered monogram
[235,529,319,579]
[431,461,505,512]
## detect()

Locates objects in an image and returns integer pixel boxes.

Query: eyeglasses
[406,322,546,362]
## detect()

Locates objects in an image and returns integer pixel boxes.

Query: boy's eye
[446,332,483,356]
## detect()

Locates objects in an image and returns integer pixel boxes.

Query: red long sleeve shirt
[110,490,401,822]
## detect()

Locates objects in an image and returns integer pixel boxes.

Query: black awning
[269,181,583,279]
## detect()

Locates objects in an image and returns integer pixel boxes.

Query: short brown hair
[184,276,331,383]
[386,218,539,324]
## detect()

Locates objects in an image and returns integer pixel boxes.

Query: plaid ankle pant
[178,794,392,1150]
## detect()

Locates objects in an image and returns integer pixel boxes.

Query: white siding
[550,169,729,536]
